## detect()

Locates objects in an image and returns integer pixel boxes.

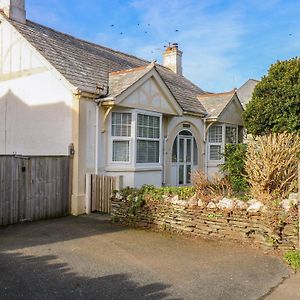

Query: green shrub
[221,144,248,193]
[243,58,300,135]
[283,250,300,271]
[117,185,195,215]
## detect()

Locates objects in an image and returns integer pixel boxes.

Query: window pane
[209,126,222,143]
[193,138,198,165]
[113,141,129,162]
[179,138,184,163]
[172,137,178,163]
[137,114,160,139]
[137,140,159,163]
[186,165,191,184]
[186,139,191,163]
[112,112,132,137]
[225,126,237,144]
[179,130,192,136]
[210,145,222,160]
[179,165,184,185]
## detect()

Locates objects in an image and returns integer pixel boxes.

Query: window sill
[106,165,162,172]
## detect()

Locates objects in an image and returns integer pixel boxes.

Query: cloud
[26,0,300,92]
[125,0,246,91]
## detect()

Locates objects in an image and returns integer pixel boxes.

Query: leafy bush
[192,170,232,201]
[245,132,300,202]
[117,185,196,215]
[243,58,300,135]
[284,250,300,271]
[221,144,248,193]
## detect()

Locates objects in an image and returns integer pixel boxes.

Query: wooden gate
[0,155,71,226]
[91,174,117,214]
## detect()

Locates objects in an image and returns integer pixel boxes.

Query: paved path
[265,272,300,300]
[0,215,292,299]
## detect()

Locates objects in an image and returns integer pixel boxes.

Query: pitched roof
[198,91,236,119]
[109,65,153,98]
[237,79,259,107]
[6,16,207,115]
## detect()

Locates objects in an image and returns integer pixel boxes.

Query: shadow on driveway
[0,215,291,299]
[0,215,124,251]
[0,251,173,300]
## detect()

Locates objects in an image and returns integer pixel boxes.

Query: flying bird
[175,29,179,32]
[111,24,114,27]
[120,32,124,35]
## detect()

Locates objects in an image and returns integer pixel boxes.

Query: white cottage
[0,0,244,215]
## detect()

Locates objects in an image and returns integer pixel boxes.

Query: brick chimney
[162,43,183,75]
[0,0,26,23]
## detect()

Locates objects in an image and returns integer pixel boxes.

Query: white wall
[0,18,73,155]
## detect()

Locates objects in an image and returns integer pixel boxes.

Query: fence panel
[91,174,116,214]
[0,156,71,226]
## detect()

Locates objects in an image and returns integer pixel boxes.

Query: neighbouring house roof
[237,79,259,108]
[198,91,237,119]
[6,16,207,115]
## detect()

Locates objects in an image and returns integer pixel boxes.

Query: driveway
[0,215,291,300]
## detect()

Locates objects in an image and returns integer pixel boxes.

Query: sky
[26,0,300,92]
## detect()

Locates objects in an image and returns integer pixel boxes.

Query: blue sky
[27,0,300,92]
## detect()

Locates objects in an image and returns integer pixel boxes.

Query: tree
[243,58,300,135]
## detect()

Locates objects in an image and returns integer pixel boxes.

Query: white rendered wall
[0,18,73,155]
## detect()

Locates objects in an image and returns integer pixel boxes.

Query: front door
[171,130,199,186]
[178,135,192,185]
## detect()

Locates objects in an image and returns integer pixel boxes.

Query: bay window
[225,126,237,144]
[208,124,238,161]
[136,114,160,163]
[208,125,223,161]
[111,112,132,162]
[110,111,161,165]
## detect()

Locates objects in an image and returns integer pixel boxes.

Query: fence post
[85,173,92,215]
[115,175,124,191]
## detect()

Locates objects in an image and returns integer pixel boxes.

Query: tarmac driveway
[0,215,290,300]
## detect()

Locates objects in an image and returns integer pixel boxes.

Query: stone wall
[111,196,299,251]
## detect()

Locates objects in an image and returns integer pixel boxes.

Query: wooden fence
[0,155,71,226]
[89,174,120,214]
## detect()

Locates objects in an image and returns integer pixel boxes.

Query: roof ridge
[198,90,236,98]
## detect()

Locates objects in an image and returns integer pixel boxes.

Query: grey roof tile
[8,17,208,115]
[198,91,236,119]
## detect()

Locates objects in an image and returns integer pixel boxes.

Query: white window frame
[208,124,238,162]
[108,109,162,167]
[208,125,223,162]
[110,111,133,164]
[135,110,162,165]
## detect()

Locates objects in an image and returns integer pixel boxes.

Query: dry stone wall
[111,196,299,250]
